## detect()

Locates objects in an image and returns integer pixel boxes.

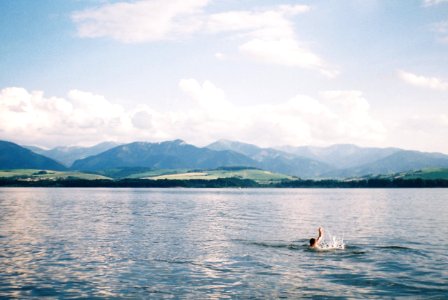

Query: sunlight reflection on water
[0,188,447,298]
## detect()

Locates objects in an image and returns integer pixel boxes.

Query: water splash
[319,234,345,250]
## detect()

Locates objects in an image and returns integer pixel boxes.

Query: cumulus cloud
[177,83,384,146]
[1,87,137,146]
[318,91,385,141]
[0,83,385,148]
[179,79,231,113]
[72,1,336,76]
[131,110,153,129]
[398,70,448,91]
[0,87,134,146]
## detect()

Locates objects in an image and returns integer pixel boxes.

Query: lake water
[0,188,447,298]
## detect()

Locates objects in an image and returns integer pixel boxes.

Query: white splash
[319,234,345,250]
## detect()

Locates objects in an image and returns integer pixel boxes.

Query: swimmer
[309,227,324,248]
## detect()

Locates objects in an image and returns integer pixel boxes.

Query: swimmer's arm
[316,227,324,244]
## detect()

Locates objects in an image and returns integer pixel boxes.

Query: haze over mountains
[0,141,66,171]
[207,140,331,178]
[2,139,448,179]
[25,142,120,166]
[208,140,448,178]
[278,144,400,169]
[71,140,256,171]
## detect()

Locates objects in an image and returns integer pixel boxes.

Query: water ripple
[0,188,447,298]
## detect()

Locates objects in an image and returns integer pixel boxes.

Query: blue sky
[1,0,447,152]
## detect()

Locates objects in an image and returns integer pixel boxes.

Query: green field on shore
[1,168,447,183]
[0,169,110,180]
[396,168,448,180]
[144,169,295,184]
[0,167,294,184]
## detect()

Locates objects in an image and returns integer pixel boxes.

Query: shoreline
[1,177,447,188]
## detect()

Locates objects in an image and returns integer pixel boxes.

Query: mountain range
[207,140,448,178]
[71,140,256,171]
[207,140,331,177]
[2,139,448,179]
[278,144,400,169]
[0,141,66,171]
[25,142,120,166]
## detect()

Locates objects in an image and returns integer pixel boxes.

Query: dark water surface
[1,188,447,298]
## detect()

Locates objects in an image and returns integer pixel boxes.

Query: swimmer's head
[309,238,316,246]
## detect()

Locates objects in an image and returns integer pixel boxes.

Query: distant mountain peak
[71,140,257,171]
[7,138,448,179]
[132,139,187,146]
[24,141,122,166]
[0,140,66,170]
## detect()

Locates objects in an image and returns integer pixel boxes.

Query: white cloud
[318,91,385,141]
[205,5,309,35]
[0,83,385,148]
[405,114,448,131]
[72,2,336,76]
[422,0,448,6]
[174,82,385,146]
[179,78,229,111]
[0,87,133,146]
[205,5,337,77]
[239,38,337,77]
[131,110,153,129]
[398,70,448,91]
[214,52,226,60]
[72,0,209,43]
[386,113,448,153]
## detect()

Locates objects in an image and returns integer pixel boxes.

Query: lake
[0,188,447,298]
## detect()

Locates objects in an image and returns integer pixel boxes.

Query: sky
[1,0,447,153]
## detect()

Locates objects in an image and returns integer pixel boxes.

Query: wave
[237,239,347,252]
[250,241,298,249]
[375,245,428,257]
[377,245,412,250]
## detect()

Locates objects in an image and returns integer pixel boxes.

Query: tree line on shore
[1,177,447,188]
